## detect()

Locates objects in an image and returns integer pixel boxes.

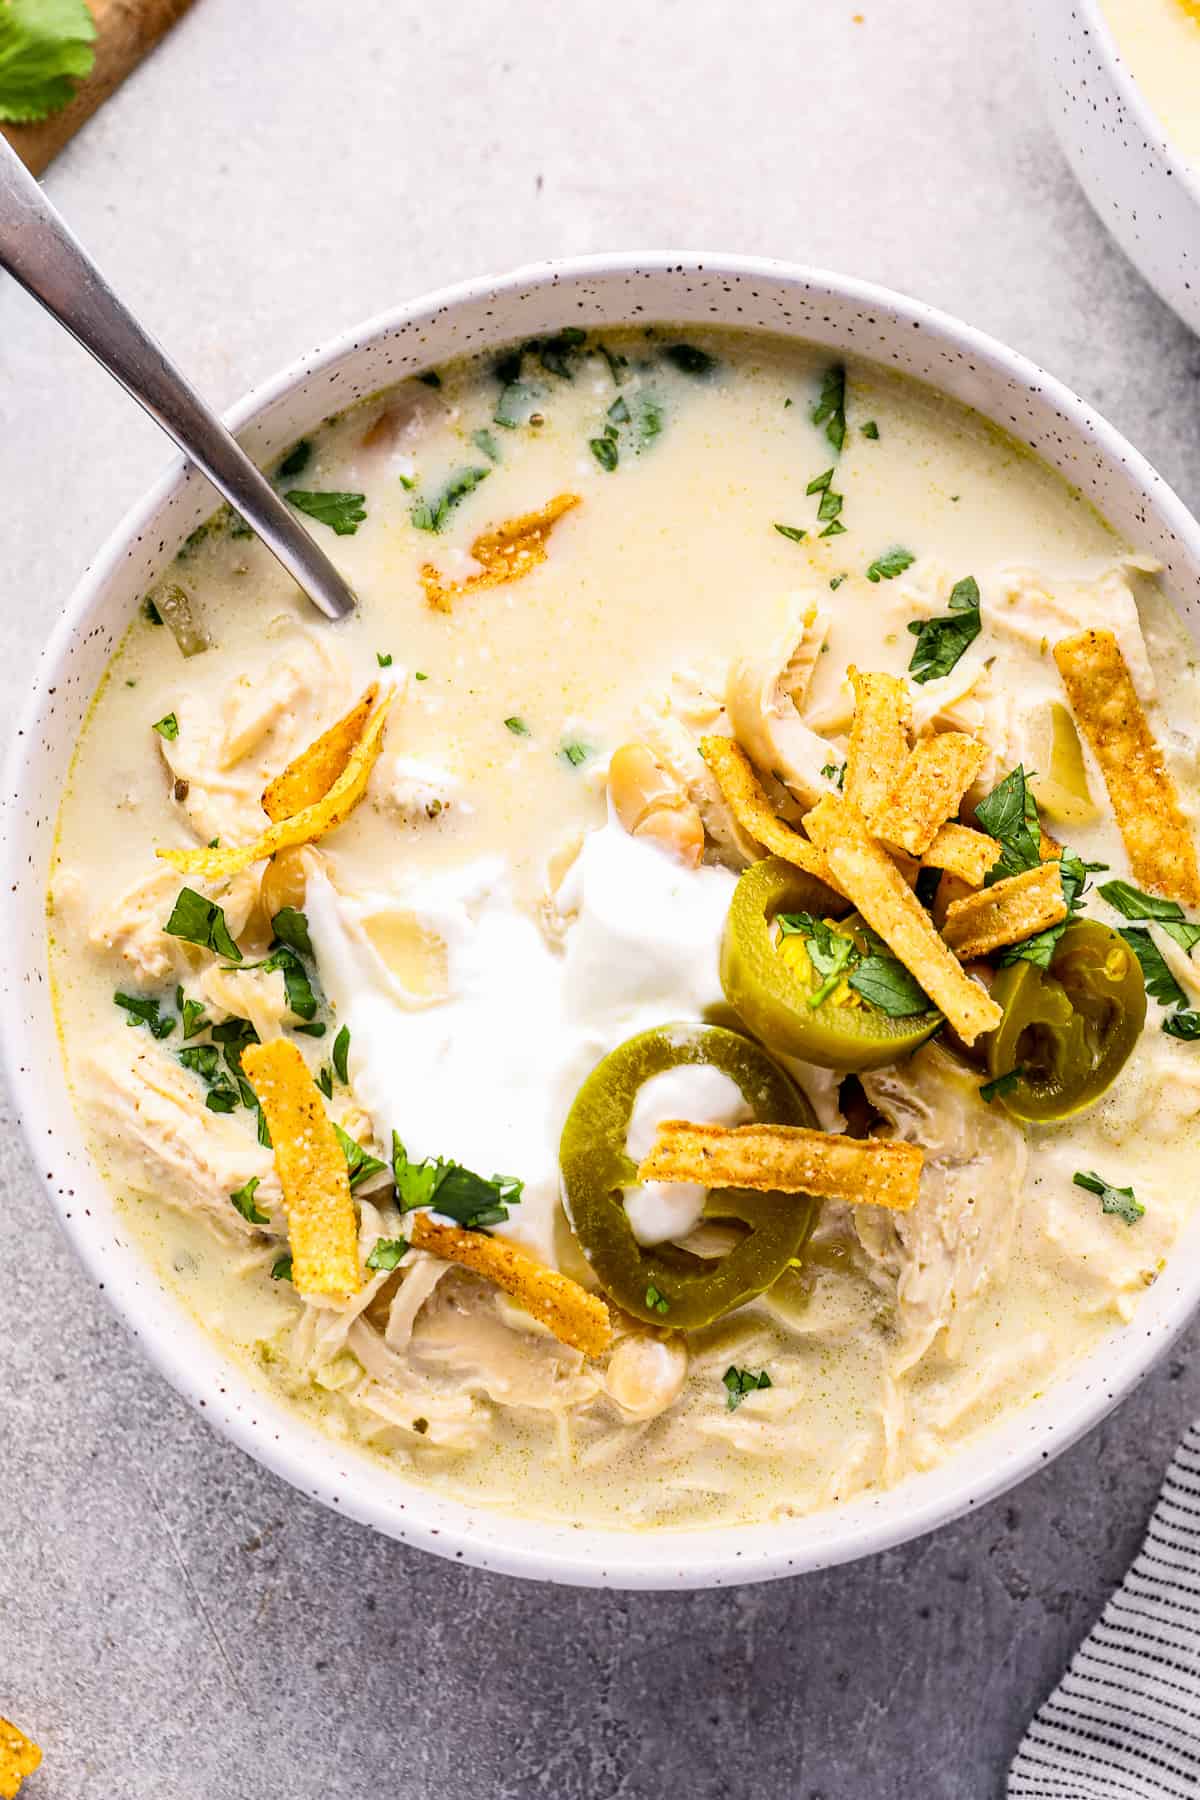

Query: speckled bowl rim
[5,251,1200,1590]
[1079,0,1200,208]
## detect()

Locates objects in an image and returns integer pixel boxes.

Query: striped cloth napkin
[1009,1421,1200,1797]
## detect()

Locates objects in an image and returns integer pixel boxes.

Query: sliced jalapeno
[720,857,942,1072]
[559,1023,818,1329]
[986,919,1145,1121]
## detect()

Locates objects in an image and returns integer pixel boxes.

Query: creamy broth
[1101,0,1200,168]
[48,326,1200,1530]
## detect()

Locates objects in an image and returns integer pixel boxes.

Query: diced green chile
[720,858,941,1072]
[986,919,1145,1121]
[559,1024,818,1329]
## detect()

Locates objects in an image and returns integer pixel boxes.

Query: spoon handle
[0,139,355,622]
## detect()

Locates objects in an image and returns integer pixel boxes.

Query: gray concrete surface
[3,2,1200,1794]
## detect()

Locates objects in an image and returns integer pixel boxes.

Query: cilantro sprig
[285,489,367,536]
[1101,880,1200,1029]
[906,576,981,684]
[723,1366,772,1411]
[1073,1169,1144,1227]
[392,1133,523,1230]
[778,913,934,1017]
[812,365,846,454]
[164,888,242,963]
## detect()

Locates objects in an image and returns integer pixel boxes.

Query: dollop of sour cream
[623,1064,751,1245]
[305,814,737,1262]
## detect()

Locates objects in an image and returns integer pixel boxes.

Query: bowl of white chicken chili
[6,253,1200,1589]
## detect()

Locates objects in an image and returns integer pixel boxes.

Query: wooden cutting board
[1,0,196,175]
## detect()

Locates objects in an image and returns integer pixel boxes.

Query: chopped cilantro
[153,712,179,741]
[391,1133,523,1229]
[493,379,542,430]
[819,519,847,538]
[1073,1169,1144,1226]
[179,1044,240,1113]
[164,888,242,962]
[410,466,489,532]
[262,943,317,1021]
[366,1237,409,1273]
[559,740,592,768]
[607,396,631,425]
[821,761,846,789]
[861,421,880,440]
[316,1065,333,1100]
[1099,880,1200,953]
[666,344,715,376]
[333,1124,387,1191]
[332,1025,350,1084]
[285,489,367,536]
[143,598,163,625]
[415,671,428,681]
[113,991,175,1039]
[817,486,844,525]
[812,365,847,454]
[504,716,531,736]
[866,546,916,583]
[230,1176,269,1226]
[849,955,933,1018]
[774,524,807,543]
[590,435,619,472]
[472,427,500,462]
[979,1067,1024,1104]
[806,468,834,495]
[645,1284,670,1315]
[1164,1010,1200,1041]
[723,1366,772,1410]
[974,766,1041,885]
[377,652,393,667]
[271,1253,293,1282]
[269,907,312,959]
[276,439,312,479]
[829,574,847,591]
[1117,928,1187,1010]
[177,991,209,1040]
[906,575,981,684]
[0,0,95,124]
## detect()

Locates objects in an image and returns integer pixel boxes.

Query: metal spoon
[0,138,356,622]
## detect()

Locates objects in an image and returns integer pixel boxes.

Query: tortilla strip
[158,692,391,879]
[874,732,987,857]
[638,1120,923,1212]
[262,684,378,822]
[241,1039,361,1301]
[698,735,845,897]
[1054,628,1200,904]
[932,869,975,929]
[941,861,1066,960]
[802,793,1003,1042]
[0,1720,40,1800]
[410,1213,612,1357]
[844,668,911,829]
[420,493,581,612]
[922,821,1001,887]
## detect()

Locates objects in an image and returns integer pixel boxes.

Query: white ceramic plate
[1030,0,1200,337]
[5,253,1200,1589]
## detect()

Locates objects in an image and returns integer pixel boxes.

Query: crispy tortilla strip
[0,1719,41,1800]
[241,1039,361,1301]
[874,732,987,857]
[638,1120,923,1212]
[941,860,1066,960]
[922,821,1001,887]
[158,692,391,879]
[262,684,378,822]
[844,668,911,829]
[1055,628,1200,904]
[421,493,581,611]
[932,869,975,929]
[698,735,845,897]
[803,793,1003,1043]
[410,1213,612,1356]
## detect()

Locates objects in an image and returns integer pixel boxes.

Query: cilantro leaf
[906,576,981,684]
[847,955,934,1018]
[0,0,95,124]
[261,944,318,1021]
[153,712,180,741]
[178,994,209,1040]
[778,912,859,1006]
[493,380,542,429]
[811,365,847,454]
[975,766,1041,885]
[285,489,367,536]
[179,1044,241,1113]
[504,715,531,736]
[366,1237,409,1273]
[270,907,313,959]
[410,466,489,532]
[821,761,846,790]
[164,888,242,962]
[113,991,175,1040]
[559,740,592,768]
[1117,927,1188,1009]
[1099,880,1200,953]
[723,1366,772,1411]
[271,1253,293,1282]
[1164,1009,1200,1040]
[590,435,619,472]
[332,1025,351,1085]
[471,428,501,463]
[391,1133,523,1229]
[277,440,312,479]
[391,1134,449,1211]
[861,421,880,440]
[866,546,916,583]
[333,1124,387,1191]
[979,1066,1024,1104]
[1073,1169,1144,1226]
[774,524,807,543]
[645,1283,670,1315]
[230,1176,269,1226]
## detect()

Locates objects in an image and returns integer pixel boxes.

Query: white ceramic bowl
[1030,0,1200,337]
[6,252,1200,1589]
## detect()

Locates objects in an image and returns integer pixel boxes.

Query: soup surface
[1101,0,1200,168]
[49,325,1200,1530]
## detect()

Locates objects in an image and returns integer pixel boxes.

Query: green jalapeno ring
[986,918,1146,1122]
[559,1023,819,1330]
[721,857,942,1073]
